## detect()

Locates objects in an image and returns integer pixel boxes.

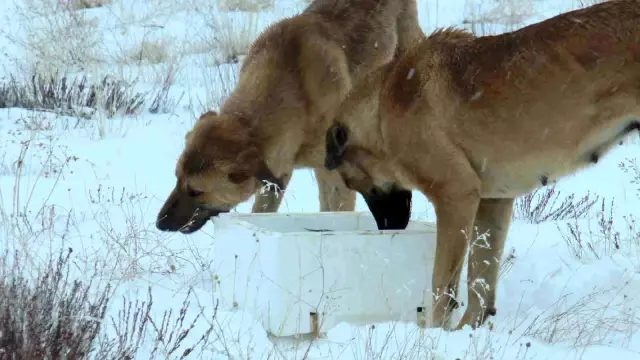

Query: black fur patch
[540,175,548,186]
[362,184,412,230]
[325,123,349,170]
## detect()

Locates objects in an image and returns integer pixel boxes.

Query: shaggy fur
[324,0,640,330]
[155,0,424,234]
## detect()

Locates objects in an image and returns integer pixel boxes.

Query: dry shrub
[463,0,537,35]
[520,286,639,348]
[193,62,240,114]
[0,71,178,120]
[577,0,610,8]
[513,185,599,224]
[6,0,105,74]
[64,0,112,10]
[0,72,145,119]
[124,38,172,65]
[149,64,182,115]
[559,157,640,260]
[0,246,216,359]
[559,198,623,260]
[186,3,262,65]
[0,247,112,359]
[218,0,274,12]
[93,287,217,359]
[0,118,215,359]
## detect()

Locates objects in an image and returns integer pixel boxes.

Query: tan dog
[324,0,640,330]
[155,0,424,234]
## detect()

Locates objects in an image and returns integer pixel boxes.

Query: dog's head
[324,123,412,230]
[156,111,285,234]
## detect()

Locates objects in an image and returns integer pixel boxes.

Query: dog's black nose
[156,218,174,232]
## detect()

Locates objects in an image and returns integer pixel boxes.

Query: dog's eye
[187,188,203,197]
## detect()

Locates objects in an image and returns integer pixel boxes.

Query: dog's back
[375,0,640,196]
[220,0,422,164]
[448,0,640,105]
[242,0,402,81]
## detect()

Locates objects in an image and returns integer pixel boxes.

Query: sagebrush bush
[218,0,274,12]
[513,185,599,224]
[0,247,217,359]
[196,9,261,65]
[6,0,104,74]
[92,287,217,360]
[65,0,113,10]
[0,71,177,119]
[0,247,112,359]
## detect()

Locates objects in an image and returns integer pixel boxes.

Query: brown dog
[324,0,640,330]
[155,0,424,234]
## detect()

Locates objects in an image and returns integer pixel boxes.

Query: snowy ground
[0,0,639,359]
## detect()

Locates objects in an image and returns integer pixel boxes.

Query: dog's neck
[221,109,297,189]
[258,119,307,180]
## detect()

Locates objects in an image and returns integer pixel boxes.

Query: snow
[0,0,639,359]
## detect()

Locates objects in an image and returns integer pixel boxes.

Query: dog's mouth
[156,206,230,234]
[178,207,231,234]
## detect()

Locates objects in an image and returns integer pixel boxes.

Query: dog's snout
[205,207,229,218]
[156,204,179,231]
[155,216,172,231]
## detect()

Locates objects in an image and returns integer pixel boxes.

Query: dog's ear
[325,123,349,170]
[228,146,285,191]
[228,147,260,184]
[182,149,211,176]
[185,110,220,143]
[201,110,219,118]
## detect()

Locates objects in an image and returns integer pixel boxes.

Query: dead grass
[462,0,537,35]
[520,286,640,349]
[123,37,172,65]
[558,158,640,261]
[0,245,217,359]
[0,71,178,121]
[64,0,113,10]
[0,247,112,359]
[5,0,105,74]
[0,126,217,359]
[513,185,599,224]
[92,287,217,359]
[217,0,274,12]
[194,9,262,65]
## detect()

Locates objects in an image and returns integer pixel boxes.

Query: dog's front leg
[457,197,514,330]
[314,167,357,212]
[251,172,292,213]
[424,174,481,329]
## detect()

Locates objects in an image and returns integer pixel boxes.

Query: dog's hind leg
[315,167,357,212]
[456,197,514,330]
[251,172,292,213]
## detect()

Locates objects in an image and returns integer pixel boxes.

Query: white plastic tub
[211,211,438,337]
